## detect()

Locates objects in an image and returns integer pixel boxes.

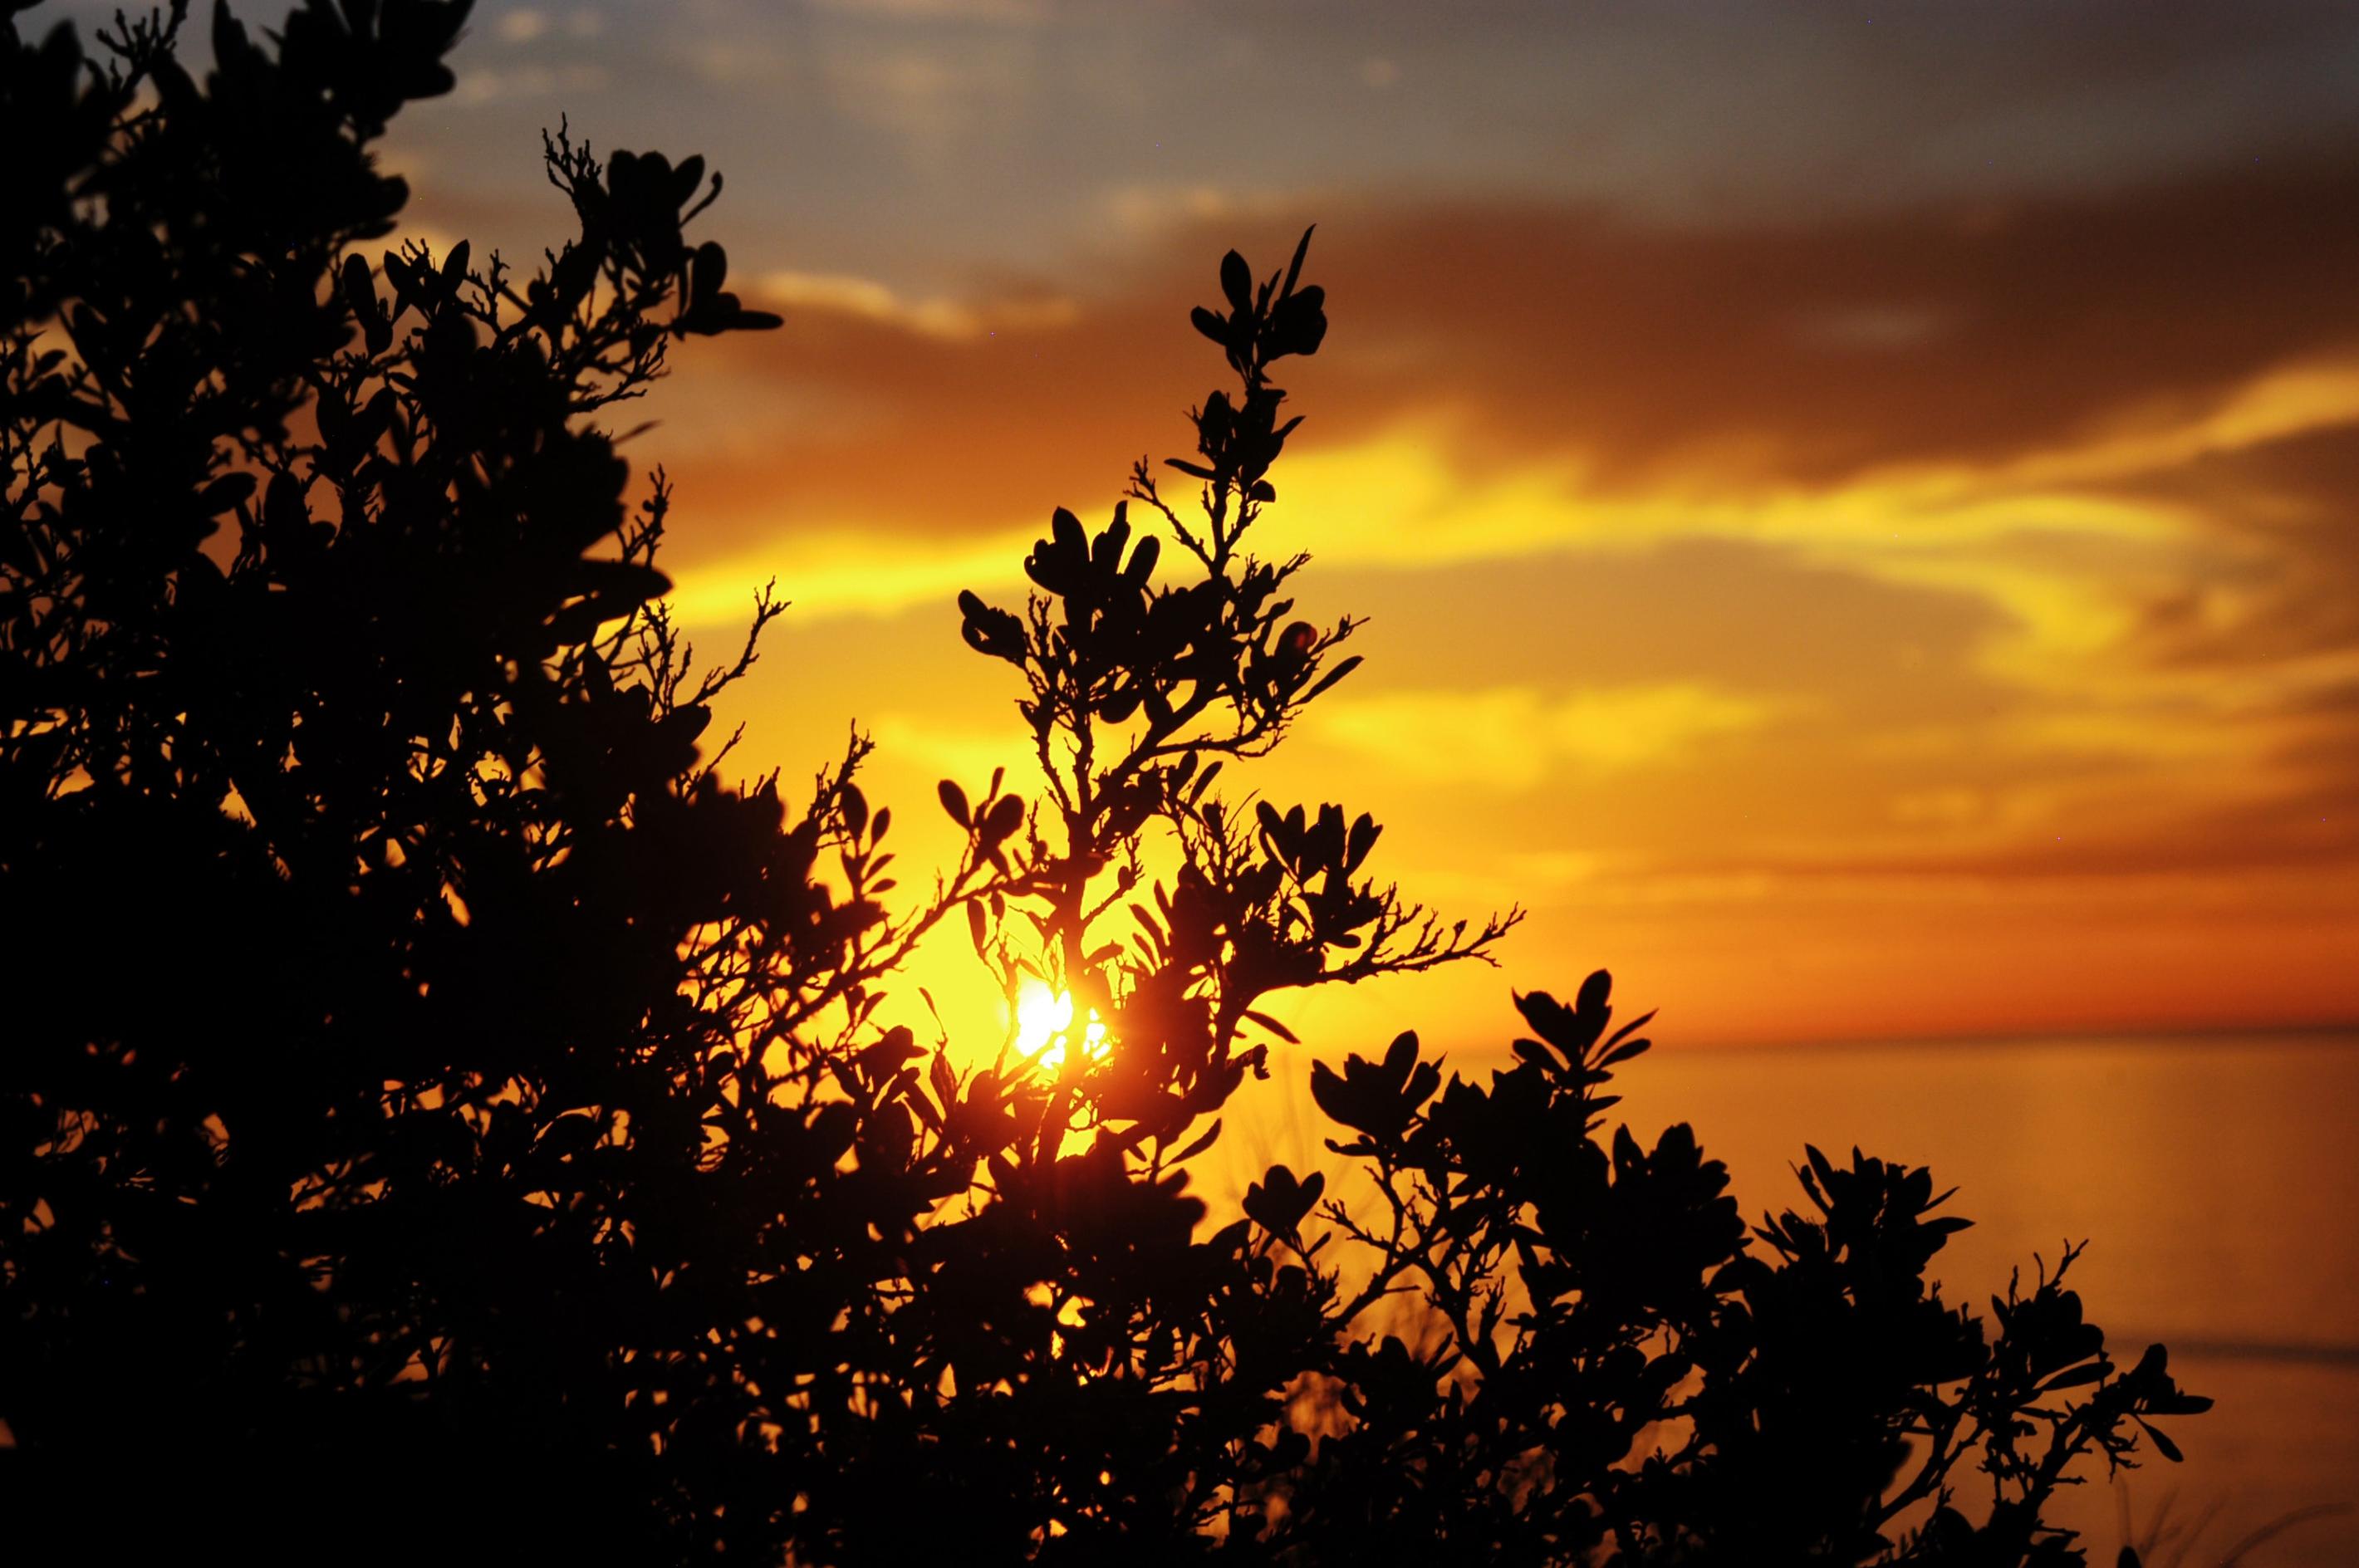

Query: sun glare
[1012,979,1109,1072]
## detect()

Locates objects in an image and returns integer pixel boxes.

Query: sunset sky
[332,0,2359,1046]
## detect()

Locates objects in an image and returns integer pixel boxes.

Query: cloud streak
[1312,684,1782,790]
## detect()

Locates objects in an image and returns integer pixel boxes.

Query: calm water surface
[1213,1033,2359,1565]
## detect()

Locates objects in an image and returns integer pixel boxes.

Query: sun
[1012,978,1109,1072]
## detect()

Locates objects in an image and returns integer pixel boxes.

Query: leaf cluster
[0,8,2203,1565]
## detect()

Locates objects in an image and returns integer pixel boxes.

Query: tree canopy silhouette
[2,3,2206,1563]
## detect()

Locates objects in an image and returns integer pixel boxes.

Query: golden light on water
[1011,980,1109,1073]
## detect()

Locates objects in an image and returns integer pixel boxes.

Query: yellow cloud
[1989,358,2359,493]
[1311,683,1778,791]
[756,272,1078,341]
[660,526,1035,628]
[657,426,2169,630]
[868,714,1046,797]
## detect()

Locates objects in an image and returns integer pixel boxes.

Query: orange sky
[357,0,2359,1045]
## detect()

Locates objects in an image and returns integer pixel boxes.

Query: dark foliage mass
[0,3,2206,1562]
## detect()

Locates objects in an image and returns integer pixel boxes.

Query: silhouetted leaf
[1242,1009,1297,1043]
[980,792,1023,845]
[1282,224,1315,297]
[1219,249,1252,314]
[1302,654,1362,702]
[1170,1119,1222,1163]
[197,473,256,514]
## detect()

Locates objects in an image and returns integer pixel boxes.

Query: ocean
[1210,1031,2359,1565]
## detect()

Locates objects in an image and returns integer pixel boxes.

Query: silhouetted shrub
[1,4,2204,1562]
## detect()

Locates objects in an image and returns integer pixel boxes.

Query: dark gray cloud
[358,0,2359,291]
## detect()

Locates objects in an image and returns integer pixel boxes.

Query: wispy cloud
[1312,684,1781,790]
[756,271,1077,341]
[812,0,1051,22]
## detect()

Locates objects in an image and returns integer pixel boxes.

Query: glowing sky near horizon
[281,0,2359,1044]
